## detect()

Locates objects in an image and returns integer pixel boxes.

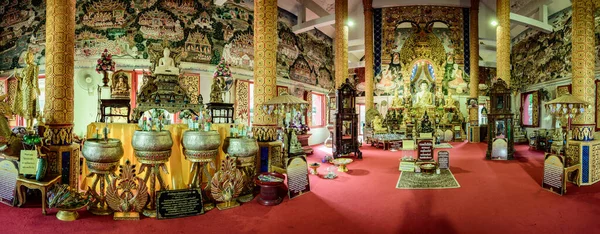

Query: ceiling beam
[298,0,330,17]
[349,44,365,53]
[510,11,552,33]
[292,14,335,34]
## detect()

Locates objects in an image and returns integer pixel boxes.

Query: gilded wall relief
[179,73,200,104]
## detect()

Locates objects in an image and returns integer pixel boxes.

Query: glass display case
[486,78,514,160]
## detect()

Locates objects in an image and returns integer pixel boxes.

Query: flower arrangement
[138,109,171,131]
[213,58,232,78]
[96,49,116,73]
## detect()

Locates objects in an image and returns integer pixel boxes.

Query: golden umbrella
[544,94,590,140]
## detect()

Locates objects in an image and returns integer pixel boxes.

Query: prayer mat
[434,143,453,149]
[396,169,460,189]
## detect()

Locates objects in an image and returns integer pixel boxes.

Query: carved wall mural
[0,0,334,90]
[509,7,597,92]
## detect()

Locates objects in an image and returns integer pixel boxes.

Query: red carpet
[2,142,600,234]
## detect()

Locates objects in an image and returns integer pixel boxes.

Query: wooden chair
[16,175,61,215]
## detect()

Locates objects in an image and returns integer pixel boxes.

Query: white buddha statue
[415,82,433,108]
[155,48,180,75]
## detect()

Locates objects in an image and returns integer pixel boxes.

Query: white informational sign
[19,150,38,175]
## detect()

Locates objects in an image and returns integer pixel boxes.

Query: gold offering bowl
[308,163,320,175]
[420,163,436,174]
[56,203,88,221]
[331,158,353,172]
[132,130,173,164]
[82,138,124,173]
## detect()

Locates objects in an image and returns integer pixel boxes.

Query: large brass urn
[82,138,124,173]
[82,138,124,215]
[182,130,220,163]
[222,137,259,201]
[131,130,173,217]
[132,130,173,164]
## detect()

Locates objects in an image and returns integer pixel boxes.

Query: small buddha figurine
[12,50,39,131]
[111,74,129,98]
[154,48,180,75]
[210,78,224,103]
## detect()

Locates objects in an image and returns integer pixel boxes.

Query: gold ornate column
[363,0,374,110]
[571,0,596,141]
[469,0,480,142]
[335,0,349,88]
[496,0,510,86]
[252,0,278,142]
[44,0,79,188]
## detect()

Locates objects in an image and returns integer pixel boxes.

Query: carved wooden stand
[140,163,168,218]
[184,149,218,211]
[87,170,115,215]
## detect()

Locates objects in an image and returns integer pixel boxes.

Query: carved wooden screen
[235,80,250,125]
[556,84,571,97]
[520,90,540,128]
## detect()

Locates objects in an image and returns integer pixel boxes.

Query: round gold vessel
[132,130,173,164]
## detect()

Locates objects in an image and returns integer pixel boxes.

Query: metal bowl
[182,130,220,151]
[182,130,220,163]
[132,130,173,164]
[82,138,124,173]
[222,137,258,158]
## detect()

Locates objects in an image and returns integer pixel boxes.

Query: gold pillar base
[45,144,80,188]
[468,126,480,143]
[252,125,278,142]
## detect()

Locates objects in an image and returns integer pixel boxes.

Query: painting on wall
[290,55,315,85]
[0,0,334,92]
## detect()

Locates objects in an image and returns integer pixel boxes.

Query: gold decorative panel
[235,80,250,124]
[179,73,200,104]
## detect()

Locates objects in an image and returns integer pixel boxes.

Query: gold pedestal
[56,210,79,221]
[114,212,140,220]
[216,200,240,210]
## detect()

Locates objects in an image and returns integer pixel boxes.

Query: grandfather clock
[333,79,362,159]
[486,78,514,160]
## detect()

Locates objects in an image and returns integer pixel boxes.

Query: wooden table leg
[16,183,24,207]
[41,188,47,215]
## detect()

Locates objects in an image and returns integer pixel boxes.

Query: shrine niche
[183,31,212,63]
[136,8,184,41]
[80,0,130,30]
[290,55,315,85]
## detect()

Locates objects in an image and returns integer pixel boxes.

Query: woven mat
[396,169,460,189]
[434,143,453,149]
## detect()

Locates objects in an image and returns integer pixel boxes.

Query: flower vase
[102,70,109,87]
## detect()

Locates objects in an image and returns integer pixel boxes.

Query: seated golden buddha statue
[443,89,457,109]
[414,82,434,108]
[372,116,387,133]
[111,74,130,98]
[391,89,404,108]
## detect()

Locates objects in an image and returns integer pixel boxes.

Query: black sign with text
[418,139,434,161]
[156,188,204,219]
[438,151,450,169]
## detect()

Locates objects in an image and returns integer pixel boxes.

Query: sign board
[542,154,565,195]
[417,139,434,161]
[19,150,38,175]
[156,188,204,219]
[438,151,450,169]
[286,156,310,199]
[0,159,19,206]
[399,160,416,172]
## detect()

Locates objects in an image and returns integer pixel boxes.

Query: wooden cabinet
[486,78,514,160]
[333,79,362,159]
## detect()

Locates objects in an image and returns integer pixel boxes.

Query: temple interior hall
[1,0,599,233]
